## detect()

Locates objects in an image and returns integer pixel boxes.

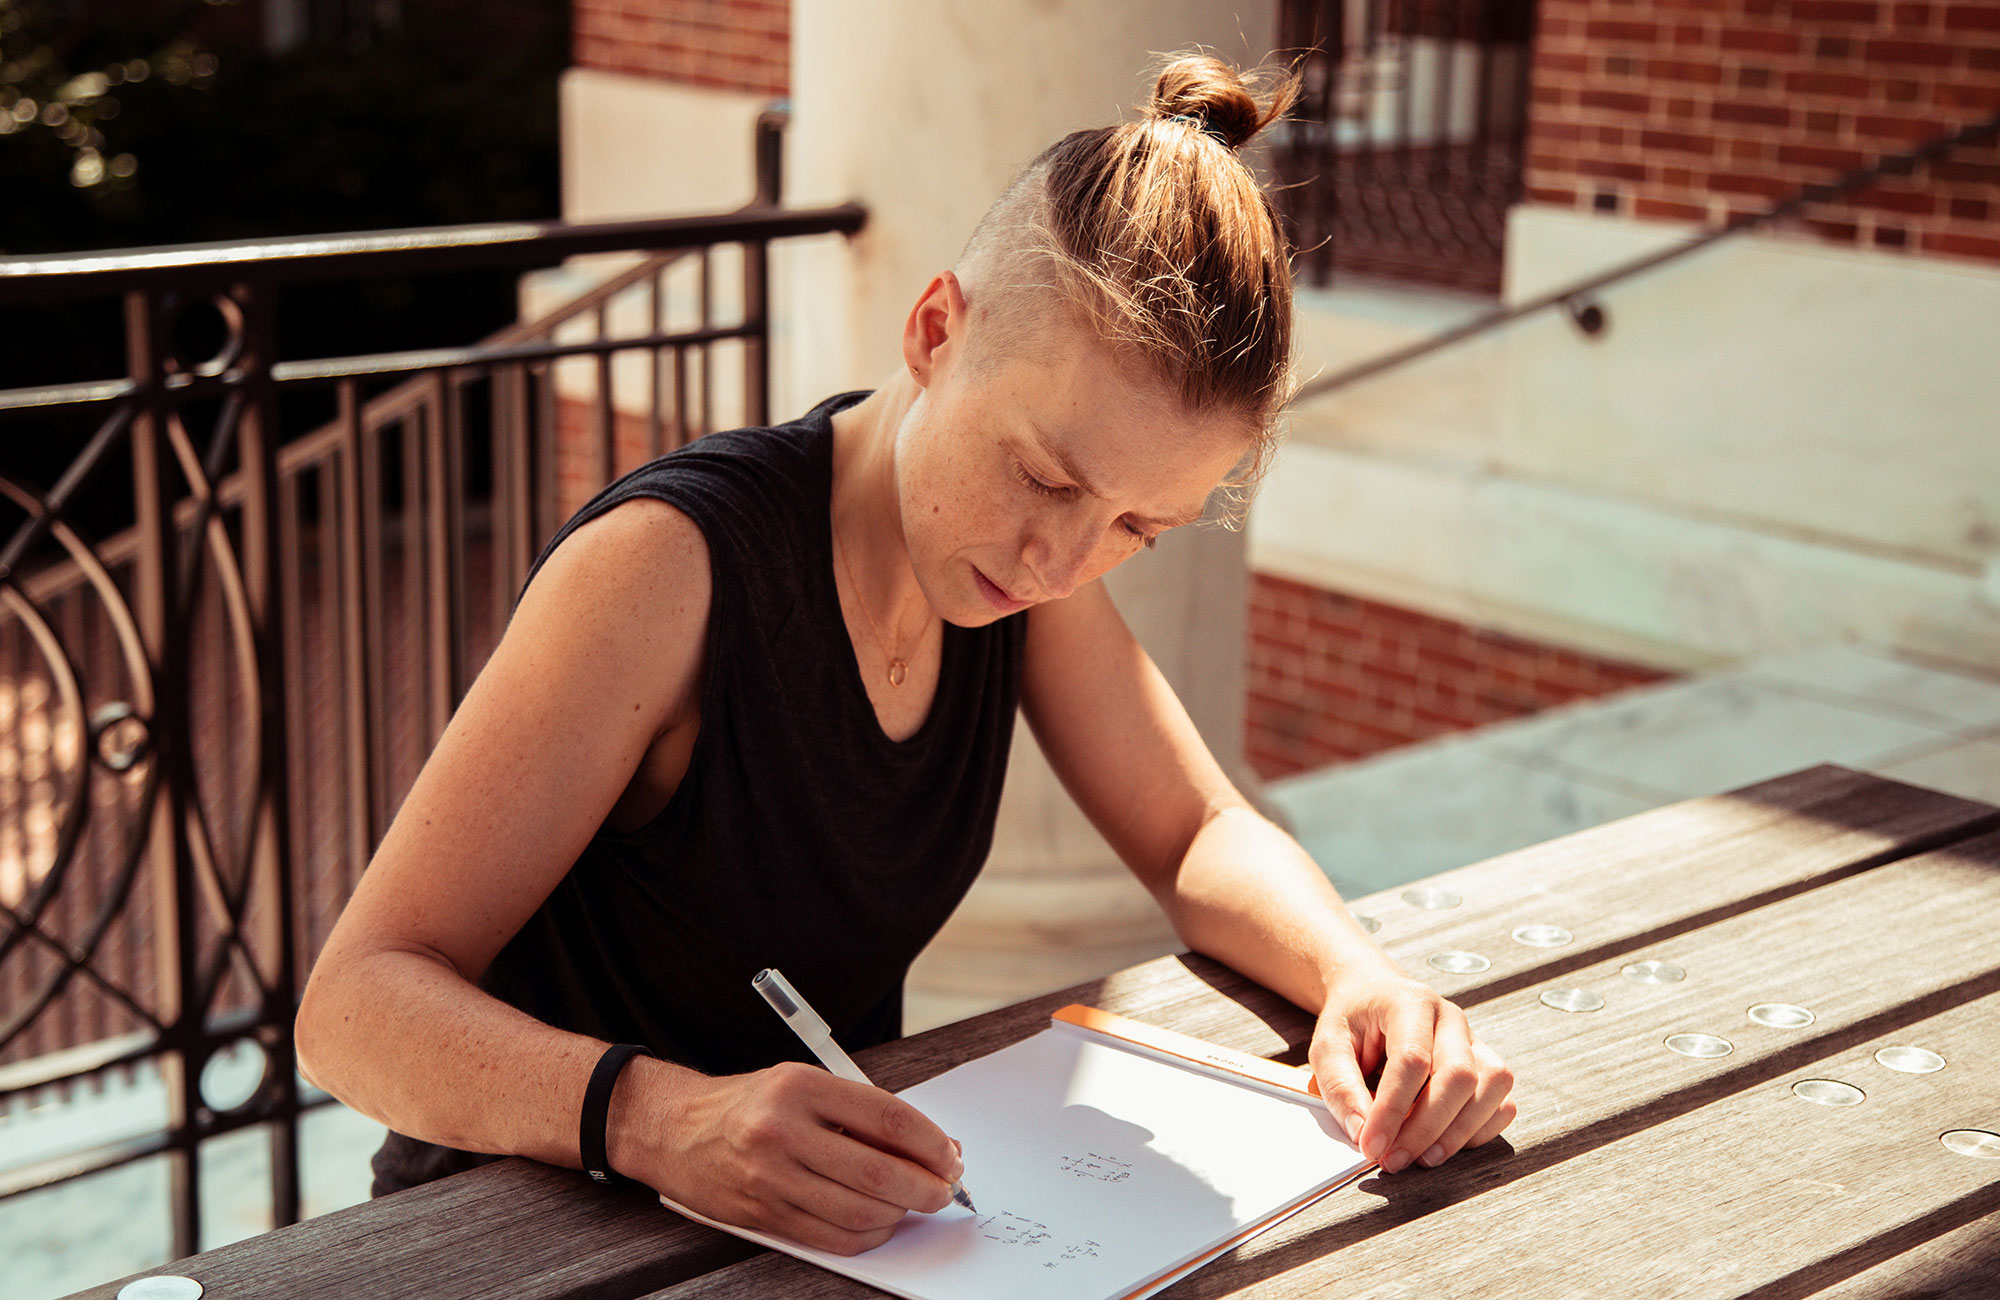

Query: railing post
[126,287,203,1259]
[234,277,304,1230]
[745,105,788,428]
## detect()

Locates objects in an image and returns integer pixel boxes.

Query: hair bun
[1147,52,1299,152]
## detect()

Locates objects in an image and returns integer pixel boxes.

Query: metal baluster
[421,376,457,745]
[78,593,107,1078]
[399,407,426,797]
[595,302,616,488]
[673,346,690,452]
[648,272,666,459]
[498,363,534,603]
[352,393,387,867]
[127,286,204,1258]
[745,238,770,429]
[698,252,713,437]
[533,361,557,543]
[313,458,341,942]
[232,278,301,1230]
[437,373,468,709]
[334,380,376,896]
[279,469,310,986]
[53,591,81,1084]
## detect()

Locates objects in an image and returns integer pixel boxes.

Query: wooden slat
[641,829,2000,1300]
[1806,1213,2000,1299]
[64,956,1275,1300]
[71,769,2000,1300]
[1350,765,2000,1007]
[1140,829,2000,1295]
[1202,988,2000,1299]
[68,1159,761,1300]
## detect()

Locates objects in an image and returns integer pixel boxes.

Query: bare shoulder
[508,497,713,731]
[525,496,712,618]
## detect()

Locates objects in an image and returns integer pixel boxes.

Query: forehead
[989,328,1254,516]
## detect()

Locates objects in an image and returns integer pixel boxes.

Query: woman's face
[892,286,1255,628]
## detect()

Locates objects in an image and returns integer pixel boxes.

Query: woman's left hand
[1306,963,1516,1173]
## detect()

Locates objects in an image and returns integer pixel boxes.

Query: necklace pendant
[888,659,908,688]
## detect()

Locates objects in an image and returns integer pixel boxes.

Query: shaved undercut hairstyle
[955,51,1302,518]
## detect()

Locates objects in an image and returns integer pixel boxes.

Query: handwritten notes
[1060,1151,1133,1183]
[662,1023,1369,1300]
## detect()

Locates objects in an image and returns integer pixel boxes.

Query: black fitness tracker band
[581,1042,654,1185]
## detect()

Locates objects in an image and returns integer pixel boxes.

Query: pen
[751,967,977,1212]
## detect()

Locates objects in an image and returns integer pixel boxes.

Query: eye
[1012,461,1073,499]
[1121,518,1158,550]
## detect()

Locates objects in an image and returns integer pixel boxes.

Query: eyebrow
[1024,422,1208,532]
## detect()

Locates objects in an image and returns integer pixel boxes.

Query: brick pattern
[1246,573,1673,780]
[1526,0,2000,265]
[574,0,789,98]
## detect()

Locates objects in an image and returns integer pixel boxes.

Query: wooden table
[75,765,2000,1300]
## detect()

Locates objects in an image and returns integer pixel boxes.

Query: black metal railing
[1274,0,1538,295]
[0,109,864,1256]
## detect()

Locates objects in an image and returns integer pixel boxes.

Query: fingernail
[1383,1148,1412,1174]
[1345,1115,1363,1146]
[1419,1144,1445,1168]
[950,1159,965,1182]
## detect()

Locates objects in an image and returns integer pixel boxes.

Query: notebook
[661,1006,1375,1300]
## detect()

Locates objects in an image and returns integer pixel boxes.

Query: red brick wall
[1246,574,1673,780]
[574,0,789,98]
[1526,0,2000,265]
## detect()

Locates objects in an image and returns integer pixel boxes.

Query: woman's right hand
[615,1058,965,1255]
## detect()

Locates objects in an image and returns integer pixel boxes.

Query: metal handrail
[1290,108,2000,406]
[0,203,864,304]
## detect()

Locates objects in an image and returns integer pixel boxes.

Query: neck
[830,373,929,637]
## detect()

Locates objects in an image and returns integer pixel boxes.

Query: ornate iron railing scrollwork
[0,108,865,1260]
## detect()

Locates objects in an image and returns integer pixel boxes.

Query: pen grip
[803,1029,872,1086]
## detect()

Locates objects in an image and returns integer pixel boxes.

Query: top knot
[1146,52,1298,153]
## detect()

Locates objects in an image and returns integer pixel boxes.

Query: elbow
[292,963,344,1096]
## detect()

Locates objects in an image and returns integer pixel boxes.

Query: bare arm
[296,500,959,1251]
[296,499,713,1160]
[1021,581,1515,1173]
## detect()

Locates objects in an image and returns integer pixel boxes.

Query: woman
[295,52,1515,1256]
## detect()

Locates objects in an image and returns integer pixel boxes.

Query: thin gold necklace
[834,527,918,688]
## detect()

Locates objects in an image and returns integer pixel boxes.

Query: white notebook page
[663,1024,1368,1300]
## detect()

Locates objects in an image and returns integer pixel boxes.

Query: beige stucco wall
[560,67,774,220]
[781,1,1283,1027]
[1258,207,2000,675]
[553,7,1292,1028]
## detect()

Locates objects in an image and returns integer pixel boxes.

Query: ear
[901,270,969,389]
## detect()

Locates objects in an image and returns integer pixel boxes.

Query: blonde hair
[956,52,1301,515]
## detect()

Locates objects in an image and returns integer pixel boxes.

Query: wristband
[581,1042,654,1185]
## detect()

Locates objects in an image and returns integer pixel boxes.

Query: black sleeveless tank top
[369,391,1025,1195]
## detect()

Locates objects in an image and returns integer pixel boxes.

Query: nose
[1021,523,1100,601]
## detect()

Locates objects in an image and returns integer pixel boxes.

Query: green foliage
[0,0,564,397]
[0,0,562,255]
[0,0,219,199]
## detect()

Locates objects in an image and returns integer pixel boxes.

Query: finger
[1359,998,1439,1165]
[1379,1012,1480,1173]
[1469,1097,1518,1148]
[1409,1047,1514,1168]
[1306,1020,1371,1148]
[773,1160,910,1236]
[814,1077,964,1186]
[793,1112,956,1214]
[766,1191,902,1257]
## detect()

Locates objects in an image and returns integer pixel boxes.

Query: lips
[973,567,1032,614]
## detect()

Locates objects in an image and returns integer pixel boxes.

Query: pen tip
[953,1186,977,1212]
